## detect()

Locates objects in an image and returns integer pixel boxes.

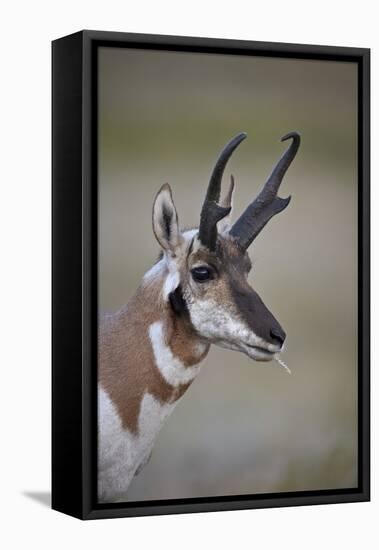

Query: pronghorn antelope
[98,131,300,502]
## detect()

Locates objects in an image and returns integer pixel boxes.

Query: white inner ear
[153,185,182,254]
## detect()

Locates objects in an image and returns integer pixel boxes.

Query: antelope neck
[98,268,210,434]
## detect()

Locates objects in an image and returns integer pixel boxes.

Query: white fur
[163,257,180,298]
[162,230,198,296]
[186,297,279,355]
[182,228,198,241]
[143,258,165,281]
[98,315,204,503]
[144,230,197,287]
[144,256,179,299]
[149,321,203,386]
[153,185,181,250]
[98,386,178,503]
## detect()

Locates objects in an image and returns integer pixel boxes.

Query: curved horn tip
[281,131,301,143]
[235,132,248,143]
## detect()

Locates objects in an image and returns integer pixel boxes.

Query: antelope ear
[152,184,183,254]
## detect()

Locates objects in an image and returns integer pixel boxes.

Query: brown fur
[99,269,209,434]
[99,234,281,436]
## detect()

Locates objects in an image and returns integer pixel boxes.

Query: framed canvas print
[52,30,370,520]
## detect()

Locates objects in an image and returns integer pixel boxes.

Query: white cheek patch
[186,298,269,349]
[149,321,202,386]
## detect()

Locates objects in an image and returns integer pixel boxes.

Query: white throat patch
[148,321,202,386]
[98,386,178,502]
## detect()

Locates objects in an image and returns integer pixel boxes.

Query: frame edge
[52,31,86,520]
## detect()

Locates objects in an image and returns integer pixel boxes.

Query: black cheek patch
[169,285,188,317]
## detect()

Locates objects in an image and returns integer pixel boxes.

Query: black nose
[270,327,286,347]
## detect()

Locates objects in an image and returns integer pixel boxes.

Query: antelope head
[152,132,300,362]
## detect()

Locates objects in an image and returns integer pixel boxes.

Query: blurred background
[98,47,357,501]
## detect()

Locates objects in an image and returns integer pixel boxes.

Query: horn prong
[198,133,246,250]
[229,132,300,249]
[220,175,235,209]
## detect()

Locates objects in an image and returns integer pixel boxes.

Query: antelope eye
[191,266,212,282]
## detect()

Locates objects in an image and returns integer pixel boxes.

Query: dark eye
[191,266,212,282]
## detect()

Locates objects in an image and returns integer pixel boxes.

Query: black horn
[229,132,300,249]
[198,133,247,250]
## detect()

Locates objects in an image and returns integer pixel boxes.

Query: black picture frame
[52,30,370,520]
